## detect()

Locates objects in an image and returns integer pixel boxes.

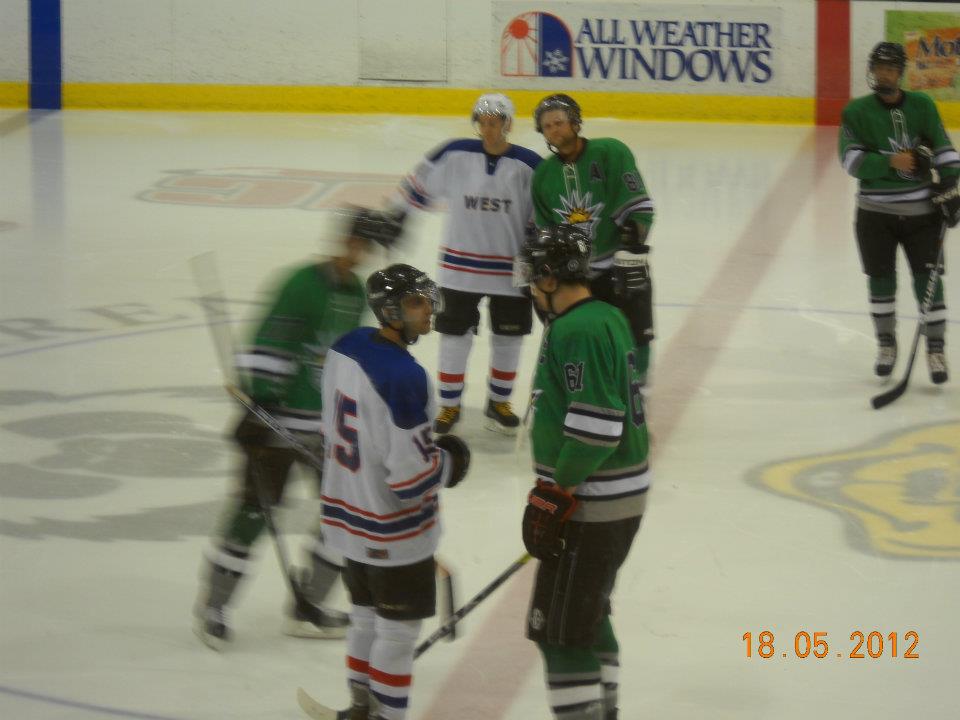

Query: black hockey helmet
[366,263,441,327]
[869,42,907,71]
[534,93,582,133]
[515,224,592,285]
[347,207,404,248]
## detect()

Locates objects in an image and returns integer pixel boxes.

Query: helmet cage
[867,42,907,94]
[367,265,442,328]
[534,94,582,134]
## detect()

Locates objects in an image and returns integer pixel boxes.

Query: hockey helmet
[534,93,582,134]
[869,42,907,71]
[366,263,441,328]
[515,224,592,285]
[472,93,515,130]
[346,207,403,248]
[867,42,907,96]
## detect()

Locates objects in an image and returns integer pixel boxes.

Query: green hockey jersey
[531,138,654,267]
[839,90,960,216]
[236,261,366,432]
[529,298,650,522]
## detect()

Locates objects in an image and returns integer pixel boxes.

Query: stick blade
[297,687,344,720]
[442,567,457,641]
[871,379,908,410]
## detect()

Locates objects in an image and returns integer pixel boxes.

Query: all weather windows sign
[495,2,781,93]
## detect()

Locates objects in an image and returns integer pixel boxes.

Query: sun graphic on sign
[500,12,574,77]
[501,13,539,76]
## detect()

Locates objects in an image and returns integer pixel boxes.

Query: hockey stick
[435,559,458,642]
[189,252,318,614]
[414,552,530,658]
[296,552,532,720]
[871,239,945,410]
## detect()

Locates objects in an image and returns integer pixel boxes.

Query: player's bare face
[871,63,902,98]
[401,294,434,336]
[341,236,368,270]
[529,278,556,312]
[476,115,509,154]
[540,110,578,154]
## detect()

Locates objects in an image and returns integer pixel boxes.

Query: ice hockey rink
[1,109,958,720]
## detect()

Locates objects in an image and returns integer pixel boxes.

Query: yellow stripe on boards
[62,83,816,124]
[0,82,29,108]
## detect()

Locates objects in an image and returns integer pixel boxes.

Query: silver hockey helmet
[472,93,515,130]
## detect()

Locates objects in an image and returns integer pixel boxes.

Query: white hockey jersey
[320,327,452,567]
[393,139,542,297]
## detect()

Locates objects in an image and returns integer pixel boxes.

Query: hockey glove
[932,177,960,228]
[522,481,578,560]
[614,219,651,297]
[233,410,275,447]
[911,145,934,180]
[436,433,470,488]
[613,246,650,296]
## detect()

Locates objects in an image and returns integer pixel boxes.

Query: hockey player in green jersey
[839,41,959,383]
[516,224,649,720]
[194,208,402,650]
[531,93,655,384]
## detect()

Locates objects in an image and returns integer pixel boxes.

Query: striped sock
[868,275,896,342]
[369,616,420,720]
[598,652,619,718]
[914,273,946,343]
[346,604,375,709]
[540,643,604,720]
[438,333,473,407]
[488,334,521,402]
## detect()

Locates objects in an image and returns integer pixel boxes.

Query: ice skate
[874,342,897,377]
[193,605,231,651]
[434,405,461,434]
[927,342,948,384]
[283,600,350,639]
[483,399,519,435]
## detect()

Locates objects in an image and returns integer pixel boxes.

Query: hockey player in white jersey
[317,263,471,720]
[389,93,542,436]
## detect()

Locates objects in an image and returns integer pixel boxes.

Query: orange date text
[742,630,919,660]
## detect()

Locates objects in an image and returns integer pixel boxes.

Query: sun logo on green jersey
[553,189,604,239]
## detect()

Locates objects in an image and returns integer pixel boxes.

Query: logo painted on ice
[501,12,574,77]
[138,167,399,210]
[749,422,960,560]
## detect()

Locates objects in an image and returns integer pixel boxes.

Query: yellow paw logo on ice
[751,422,960,560]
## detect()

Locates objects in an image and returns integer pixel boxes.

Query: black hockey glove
[911,145,934,180]
[522,481,578,560]
[233,409,323,457]
[614,220,651,297]
[233,410,274,447]
[932,177,960,228]
[436,433,470,488]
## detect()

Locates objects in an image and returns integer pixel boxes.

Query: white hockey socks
[369,616,421,720]
[488,334,522,402]
[346,604,376,703]
[438,333,474,408]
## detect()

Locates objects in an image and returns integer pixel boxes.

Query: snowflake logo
[553,190,604,239]
[542,49,569,74]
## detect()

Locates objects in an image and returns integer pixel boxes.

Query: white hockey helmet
[472,93,515,131]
